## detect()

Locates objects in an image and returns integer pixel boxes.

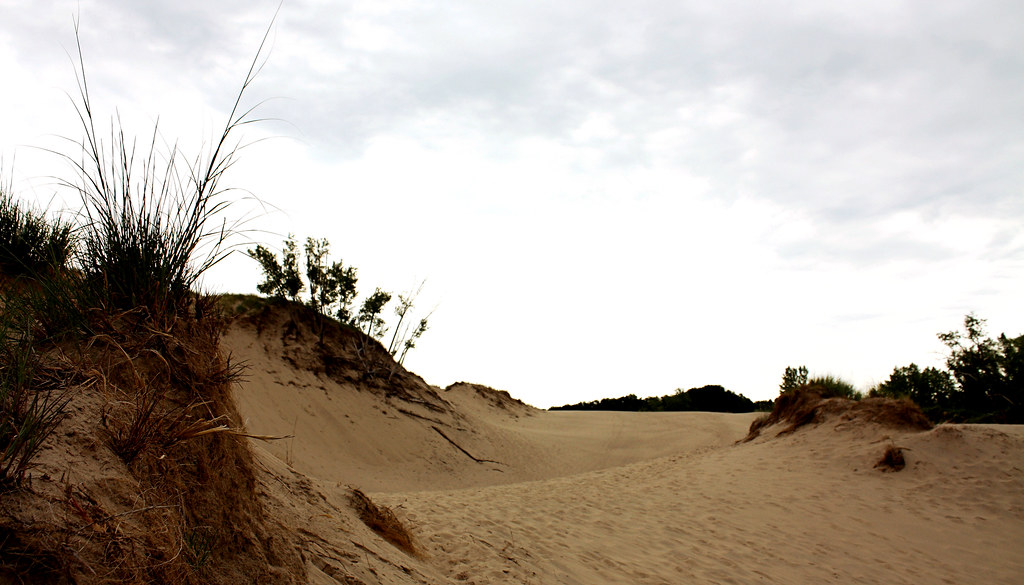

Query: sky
[1,0,1022,408]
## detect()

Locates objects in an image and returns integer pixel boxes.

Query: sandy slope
[223,315,1024,585]
[381,422,1024,585]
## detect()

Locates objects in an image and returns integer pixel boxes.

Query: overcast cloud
[1,0,1022,406]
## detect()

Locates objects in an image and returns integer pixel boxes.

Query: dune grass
[0,180,74,279]
[55,21,269,323]
[806,374,861,400]
[0,300,70,488]
[0,16,273,490]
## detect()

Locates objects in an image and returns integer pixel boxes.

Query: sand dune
[381,423,1024,584]
[225,310,753,492]
[11,301,1021,584]
[222,311,1024,585]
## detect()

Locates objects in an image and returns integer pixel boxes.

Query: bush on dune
[805,374,861,400]
[870,364,955,421]
[745,386,932,441]
[745,366,930,441]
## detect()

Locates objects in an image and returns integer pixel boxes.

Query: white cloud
[3,0,1023,407]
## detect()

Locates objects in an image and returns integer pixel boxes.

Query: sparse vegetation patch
[349,487,418,556]
[875,444,907,472]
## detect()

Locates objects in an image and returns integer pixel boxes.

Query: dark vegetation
[250,236,432,365]
[0,181,74,279]
[566,312,1022,426]
[871,314,1024,423]
[749,314,1024,441]
[550,385,759,413]
[779,366,861,400]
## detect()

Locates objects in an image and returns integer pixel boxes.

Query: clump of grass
[806,374,861,400]
[349,487,417,556]
[104,389,232,464]
[745,386,932,441]
[0,179,79,488]
[875,443,907,472]
[184,525,216,571]
[0,304,70,489]
[0,178,75,280]
[0,176,87,339]
[57,22,267,323]
[94,324,241,464]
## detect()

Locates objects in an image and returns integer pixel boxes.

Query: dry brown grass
[349,487,417,556]
[0,304,305,585]
[875,444,907,472]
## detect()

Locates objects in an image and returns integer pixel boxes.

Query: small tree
[248,235,303,301]
[248,245,283,296]
[939,313,1000,413]
[331,262,359,324]
[251,234,362,326]
[249,236,432,368]
[386,281,429,355]
[387,290,415,355]
[304,237,333,317]
[356,288,392,340]
[779,365,808,393]
[302,237,360,341]
[397,313,431,366]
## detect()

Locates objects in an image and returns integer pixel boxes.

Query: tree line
[775,314,1022,424]
[870,314,1023,423]
[550,314,1022,424]
[550,385,767,413]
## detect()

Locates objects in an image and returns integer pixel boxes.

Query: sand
[222,314,1024,585]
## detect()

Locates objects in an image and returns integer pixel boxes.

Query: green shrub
[805,374,860,400]
[0,182,86,338]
